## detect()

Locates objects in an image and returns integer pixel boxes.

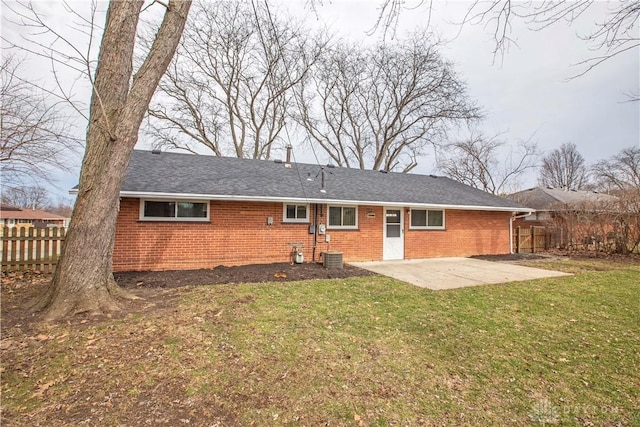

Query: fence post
[516,226,521,254]
[27,227,34,270]
[544,229,549,250]
[531,226,536,253]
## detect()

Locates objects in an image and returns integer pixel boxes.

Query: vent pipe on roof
[320,166,326,193]
[285,145,292,168]
[151,148,161,154]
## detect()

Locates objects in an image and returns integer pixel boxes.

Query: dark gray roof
[506,187,617,210]
[120,150,530,211]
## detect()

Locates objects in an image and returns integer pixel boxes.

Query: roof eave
[116,190,532,213]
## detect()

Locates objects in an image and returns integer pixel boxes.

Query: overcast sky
[2,0,639,201]
[297,1,640,181]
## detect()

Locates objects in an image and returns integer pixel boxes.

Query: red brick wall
[405,210,511,258]
[114,198,512,271]
[315,205,383,263]
[114,198,319,271]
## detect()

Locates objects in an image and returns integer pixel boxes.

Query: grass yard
[1,258,639,426]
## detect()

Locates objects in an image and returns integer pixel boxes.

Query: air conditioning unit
[323,251,343,269]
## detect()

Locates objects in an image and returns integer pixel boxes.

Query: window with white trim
[523,211,549,221]
[410,209,445,229]
[328,206,357,229]
[283,204,309,223]
[140,200,209,221]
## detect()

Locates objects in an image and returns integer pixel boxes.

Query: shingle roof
[506,187,617,210]
[0,207,68,220]
[119,150,530,211]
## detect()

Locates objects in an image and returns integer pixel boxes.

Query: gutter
[86,190,534,214]
[510,211,534,254]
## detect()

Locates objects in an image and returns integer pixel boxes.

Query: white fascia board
[118,191,533,213]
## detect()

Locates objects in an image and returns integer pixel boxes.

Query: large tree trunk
[33,0,191,321]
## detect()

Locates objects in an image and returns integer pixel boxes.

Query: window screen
[410,209,444,229]
[411,210,427,227]
[177,202,208,218]
[328,206,357,228]
[427,210,443,227]
[284,204,308,222]
[144,201,175,218]
[143,200,208,220]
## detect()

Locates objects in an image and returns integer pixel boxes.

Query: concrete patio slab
[351,257,571,290]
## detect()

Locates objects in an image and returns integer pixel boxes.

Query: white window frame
[523,211,548,221]
[139,199,210,222]
[282,203,310,223]
[327,205,358,230]
[409,209,445,230]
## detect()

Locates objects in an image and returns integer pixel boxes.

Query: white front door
[383,208,404,260]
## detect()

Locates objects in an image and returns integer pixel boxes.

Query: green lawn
[2,259,639,426]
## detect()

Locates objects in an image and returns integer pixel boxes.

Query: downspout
[510,211,534,254]
[312,203,318,262]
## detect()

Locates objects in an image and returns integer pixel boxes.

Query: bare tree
[0,184,74,217]
[45,197,75,218]
[297,32,480,172]
[372,1,639,86]
[460,0,640,80]
[7,0,192,320]
[592,146,640,191]
[614,188,640,253]
[538,142,589,190]
[551,194,640,254]
[0,55,81,188]
[146,1,325,159]
[436,131,538,195]
[592,146,640,253]
[0,185,51,210]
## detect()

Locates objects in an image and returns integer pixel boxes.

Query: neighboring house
[506,187,618,227]
[506,187,619,250]
[107,150,532,272]
[0,205,70,229]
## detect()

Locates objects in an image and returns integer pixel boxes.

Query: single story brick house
[111,150,532,272]
[506,186,620,250]
[506,186,618,228]
[0,206,70,229]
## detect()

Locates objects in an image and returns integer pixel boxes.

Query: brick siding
[405,210,511,258]
[113,198,512,271]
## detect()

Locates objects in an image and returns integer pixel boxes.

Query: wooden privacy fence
[1,227,66,272]
[514,226,563,254]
